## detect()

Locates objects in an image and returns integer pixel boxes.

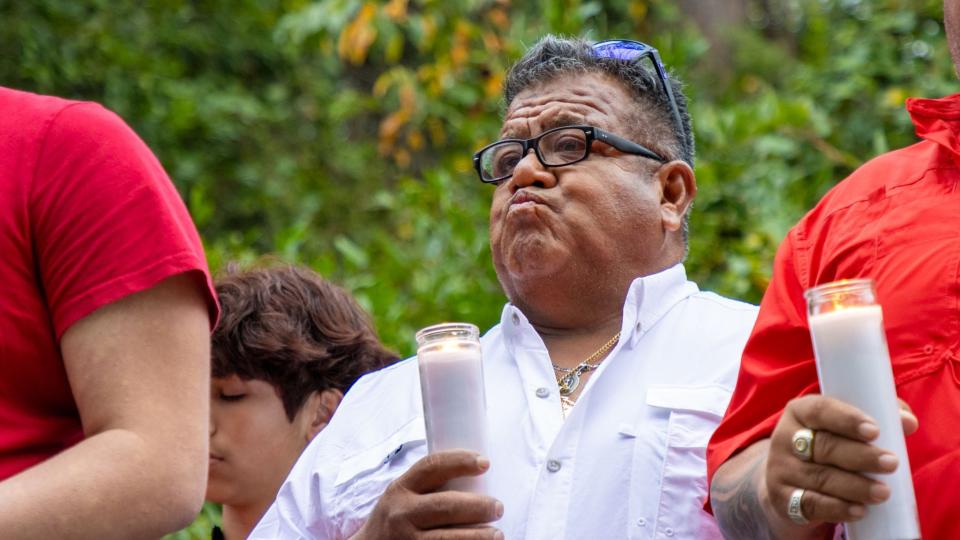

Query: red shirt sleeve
[704,230,821,508]
[28,101,218,338]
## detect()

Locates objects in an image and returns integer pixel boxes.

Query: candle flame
[826,280,854,312]
[437,340,461,353]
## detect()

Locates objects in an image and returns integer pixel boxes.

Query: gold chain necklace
[553,331,621,397]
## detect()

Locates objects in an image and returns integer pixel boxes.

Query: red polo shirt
[0,87,218,480]
[706,93,960,537]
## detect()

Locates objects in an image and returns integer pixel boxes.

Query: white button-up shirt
[250,264,757,540]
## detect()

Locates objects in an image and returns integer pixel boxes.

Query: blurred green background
[1,0,953,537]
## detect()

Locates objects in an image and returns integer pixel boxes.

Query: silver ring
[787,488,809,524]
[791,428,815,462]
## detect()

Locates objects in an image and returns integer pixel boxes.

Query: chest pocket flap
[334,417,427,488]
[645,384,731,448]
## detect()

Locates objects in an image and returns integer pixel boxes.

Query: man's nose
[510,150,557,190]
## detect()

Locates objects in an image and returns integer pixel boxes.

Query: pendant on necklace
[558,371,580,396]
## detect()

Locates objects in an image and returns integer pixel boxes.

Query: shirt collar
[623,263,699,348]
[499,263,698,350]
[906,92,960,160]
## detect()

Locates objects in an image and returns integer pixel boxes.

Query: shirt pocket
[633,385,729,540]
[871,189,960,377]
[329,418,427,534]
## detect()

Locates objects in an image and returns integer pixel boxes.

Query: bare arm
[711,439,833,540]
[711,439,777,540]
[0,273,211,539]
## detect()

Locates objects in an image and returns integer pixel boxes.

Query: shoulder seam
[687,292,758,311]
[27,101,100,217]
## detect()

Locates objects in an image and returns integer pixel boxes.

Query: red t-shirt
[706,93,960,537]
[0,87,218,480]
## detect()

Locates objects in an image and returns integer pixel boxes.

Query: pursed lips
[508,190,550,211]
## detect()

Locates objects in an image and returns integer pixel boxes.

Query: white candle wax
[808,305,919,540]
[417,340,487,493]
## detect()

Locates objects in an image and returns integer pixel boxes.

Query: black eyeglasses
[592,39,684,137]
[473,125,666,184]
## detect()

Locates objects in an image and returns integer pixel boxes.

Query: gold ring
[791,428,815,462]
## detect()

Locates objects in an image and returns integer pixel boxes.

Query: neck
[501,260,680,367]
[533,315,624,369]
[505,265,634,331]
[512,276,626,370]
[221,501,270,540]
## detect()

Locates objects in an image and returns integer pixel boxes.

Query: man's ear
[656,160,696,233]
[301,388,344,442]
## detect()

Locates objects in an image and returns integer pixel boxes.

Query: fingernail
[858,421,879,439]
[476,456,491,471]
[878,453,898,470]
[495,500,504,518]
[493,530,504,540]
[849,504,866,519]
[870,482,891,502]
[900,409,918,423]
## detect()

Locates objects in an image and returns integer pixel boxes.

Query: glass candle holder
[804,279,919,540]
[415,322,487,493]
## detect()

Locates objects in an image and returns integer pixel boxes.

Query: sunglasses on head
[591,39,684,137]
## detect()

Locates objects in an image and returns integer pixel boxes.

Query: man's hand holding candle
[352,450,504,540]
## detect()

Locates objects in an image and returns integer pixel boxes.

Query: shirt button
[924,344,934,354]
[535,387,550,398]
[664,527,674,536]
[546,459,562,473]
[512,313,520,325]
[636,518,646,527]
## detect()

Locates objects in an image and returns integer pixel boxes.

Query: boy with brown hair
[205,264,397,540]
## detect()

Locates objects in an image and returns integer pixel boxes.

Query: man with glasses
[250,35,757,539]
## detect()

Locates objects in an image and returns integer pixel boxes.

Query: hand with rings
[763,395,919,530]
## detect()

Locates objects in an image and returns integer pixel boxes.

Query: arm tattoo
[710,451,776,540]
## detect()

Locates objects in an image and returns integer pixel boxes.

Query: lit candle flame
[437,340,460,353]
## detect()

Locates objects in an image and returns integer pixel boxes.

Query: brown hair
[211,264,398,420]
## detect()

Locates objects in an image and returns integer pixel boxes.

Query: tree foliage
[0,0,952,536]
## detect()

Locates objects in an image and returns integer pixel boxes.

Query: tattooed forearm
[710,449,776,540]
